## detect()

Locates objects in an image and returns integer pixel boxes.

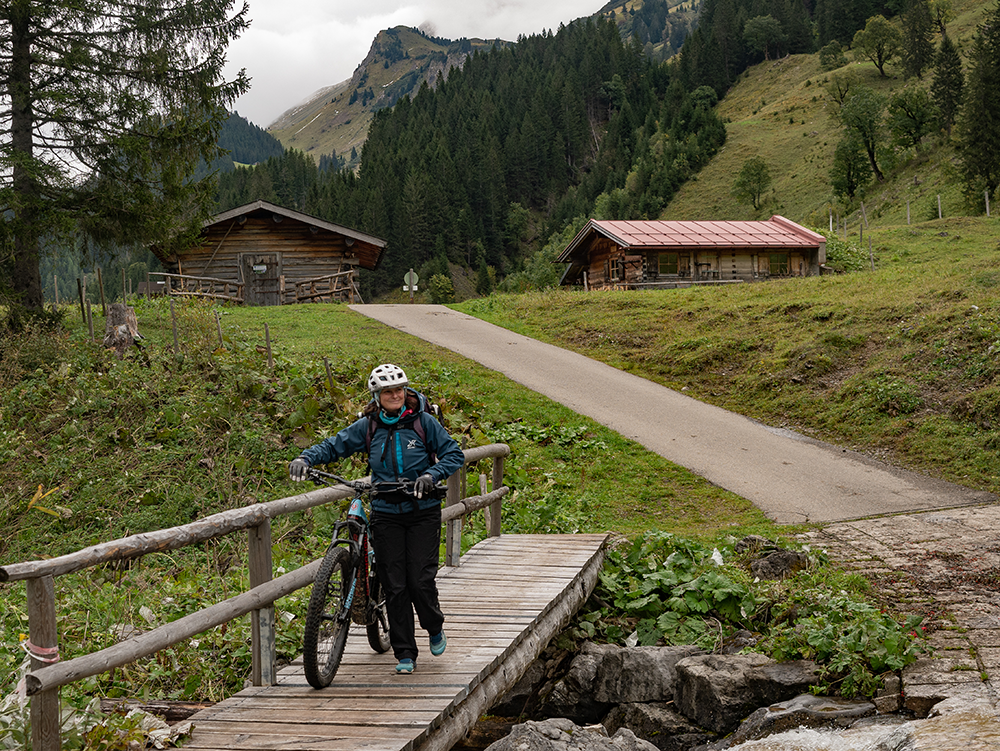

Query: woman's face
[379,386,406,413]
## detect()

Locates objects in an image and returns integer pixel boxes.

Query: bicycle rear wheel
[366,568,391,653]
[303,546,353,689]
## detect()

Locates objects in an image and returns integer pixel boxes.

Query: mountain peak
[267,26,506,166]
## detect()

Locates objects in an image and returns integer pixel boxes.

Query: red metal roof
[558,216,824,263]
[599,217,822,248]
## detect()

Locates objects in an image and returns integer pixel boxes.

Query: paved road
[351,304,995,524]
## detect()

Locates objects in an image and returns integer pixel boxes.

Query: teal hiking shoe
[395,658,415,674]
[430,630,447,656]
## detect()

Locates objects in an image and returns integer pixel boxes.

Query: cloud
[226,0,593,127]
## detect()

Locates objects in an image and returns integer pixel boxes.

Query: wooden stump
[102,303,142,359]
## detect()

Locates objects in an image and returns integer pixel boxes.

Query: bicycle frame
[335,494,375,622]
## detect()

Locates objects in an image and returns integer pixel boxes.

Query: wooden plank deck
[182,533,609,751]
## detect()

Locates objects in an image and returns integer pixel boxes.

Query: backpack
[363,389,442,465]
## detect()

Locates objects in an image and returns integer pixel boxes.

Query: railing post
[27,576,60,751]
[444,473,461,567]
[487,455,504,538]
[248,519,276,686]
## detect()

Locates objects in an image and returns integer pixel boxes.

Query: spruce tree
[0,0,249,314]
[931,32,964,134]
[902,0,936,79]
[957,2,1000,207]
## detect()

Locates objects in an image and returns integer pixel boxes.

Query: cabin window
[608,257,624,282]
[658,253,679,275]
[769,253,789,275]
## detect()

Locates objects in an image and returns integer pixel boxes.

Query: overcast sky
[224,0,600,127]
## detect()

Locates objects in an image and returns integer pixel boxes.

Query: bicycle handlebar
[306,468,418,495]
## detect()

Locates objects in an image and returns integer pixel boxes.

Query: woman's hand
[289,457,310,481]
[414,474,435,499]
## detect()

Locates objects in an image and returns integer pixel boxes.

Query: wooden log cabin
[151,200,387,305]
[557,216,826,290]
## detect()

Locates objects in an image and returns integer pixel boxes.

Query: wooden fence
[150,272,245,303]
[289,271,362,304]
[1,444,510,751]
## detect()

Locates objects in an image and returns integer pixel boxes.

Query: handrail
[9,443,510,751]
[24,561,321,696]
[0,485,350,583]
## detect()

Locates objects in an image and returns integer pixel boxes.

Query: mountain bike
[301,470,406,689]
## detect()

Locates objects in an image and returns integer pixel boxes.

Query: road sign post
[403,269,419,303]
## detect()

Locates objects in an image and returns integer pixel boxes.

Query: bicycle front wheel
[303,546,353,689]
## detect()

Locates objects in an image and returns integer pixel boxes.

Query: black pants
[370,505,444,662]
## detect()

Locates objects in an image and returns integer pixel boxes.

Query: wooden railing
[290,271,358,304]
[2,444,510,751]
[151,272,245,303]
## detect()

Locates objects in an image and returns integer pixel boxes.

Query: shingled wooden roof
[152,200,387,270]
[205,201,387,270]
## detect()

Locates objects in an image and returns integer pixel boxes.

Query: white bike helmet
[368,363,408,399]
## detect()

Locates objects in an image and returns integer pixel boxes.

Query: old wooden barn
[557,216,827,290]
[151,200,387,305]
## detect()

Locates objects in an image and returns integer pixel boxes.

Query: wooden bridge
[183,533,608,751]
[4,444,610,751]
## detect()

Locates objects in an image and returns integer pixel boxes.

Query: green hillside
[664,0,990,227]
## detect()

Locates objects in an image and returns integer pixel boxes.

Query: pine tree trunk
[10,2,44,311]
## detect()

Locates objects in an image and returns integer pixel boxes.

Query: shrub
[566,532,924,698]
[428,274,455,304]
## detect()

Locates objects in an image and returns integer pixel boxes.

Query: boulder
[744,659,820,706]
[484,718,658,751]
[491,657,549,717]
[734,535,771,555]
[538,643,619,723]
[901,657,993,717]
[602,702,715,751]
[718,629,759,655]
[674,654,818,735]
[873,673,902,714]
[593,646,704,704]
[749,549,809,580]
[726,694,876,747]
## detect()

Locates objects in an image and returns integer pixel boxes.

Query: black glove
[289,457,310,482]
[414,474,436,499]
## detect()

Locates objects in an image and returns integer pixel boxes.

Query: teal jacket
[299,400,464,514]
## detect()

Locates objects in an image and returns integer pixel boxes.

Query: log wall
[170,217,365,305]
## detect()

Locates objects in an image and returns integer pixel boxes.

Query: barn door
[241,253,281,306]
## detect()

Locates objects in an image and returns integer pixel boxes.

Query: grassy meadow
[460,216,1000,496]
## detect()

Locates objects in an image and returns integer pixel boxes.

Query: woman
[289,364,464,674]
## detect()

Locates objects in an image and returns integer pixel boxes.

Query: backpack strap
[415,413,436,465]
